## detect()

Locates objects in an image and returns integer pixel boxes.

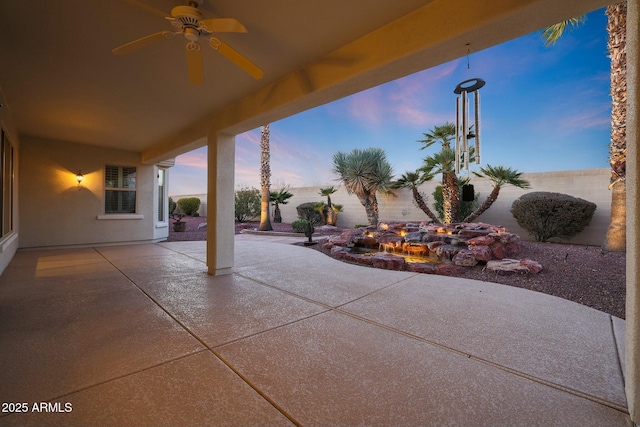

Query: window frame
[104,164,138,215]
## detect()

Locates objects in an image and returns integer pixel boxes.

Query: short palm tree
[463,165,531,223]
[270,187,293,223]
[319,186,338,225]
[392,171,439,223]
[332,148,394,226]
[420,147,459,223]
[419,122,456,149]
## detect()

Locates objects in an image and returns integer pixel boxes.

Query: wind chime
[454,76,485,201]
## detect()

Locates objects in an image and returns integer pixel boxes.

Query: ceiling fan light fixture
[184,27,199,42]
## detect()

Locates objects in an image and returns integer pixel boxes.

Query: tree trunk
[357,192,378,226]
[442,172,459,224]
[604,180,626,251]
[603,2,627,251]
[412,187,440,223]
[273,202,282,223]
[259,125,272,231]
[463,186,500,223]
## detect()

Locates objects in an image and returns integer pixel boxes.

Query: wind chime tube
[474,90,481,164]
[462,91,469,171]
[455,96,460,174]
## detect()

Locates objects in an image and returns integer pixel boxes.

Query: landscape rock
[520,258,543,274]
[469,245,493,262]
[372,253,406,270]
[436,263,467,276]
[486,259,530,275]
[453,249,478,267]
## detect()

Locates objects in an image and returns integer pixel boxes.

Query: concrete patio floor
[0,234,631,426]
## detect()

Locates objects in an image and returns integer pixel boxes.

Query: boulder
[453,249,478,267]
[489,242,508,259]
[406,263,438,274]
[434,245,461,260]
[486,259,530,275]
[404,231,423,242]
[469,245,493,262]
[436,263,467,276]
[467,235,495,246]
[520,259,543,274]
[372,254,406,271]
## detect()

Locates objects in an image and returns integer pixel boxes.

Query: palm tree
[392,171,439,223]
[420,147,459,223]
[463,165,531,223]
[259,124,272,231]
[418,123,466,224]
[332,148,394,226]
[270,187,293,223]
[419,122,456,149]
[543,4,627,251]
[319,186,338,225]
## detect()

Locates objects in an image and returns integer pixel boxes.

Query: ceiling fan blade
[186,42,204,85]
[209,37,263,80]
[200,18,247,33]
[112,31,174,55]
[121,0,170,19]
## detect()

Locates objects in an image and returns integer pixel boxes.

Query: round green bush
[177,197,202,216]
[511,192,596,242]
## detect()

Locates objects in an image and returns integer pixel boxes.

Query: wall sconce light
[76,170,84,189]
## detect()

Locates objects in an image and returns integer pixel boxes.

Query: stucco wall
[276,169,611,246]
[19,136,164,248]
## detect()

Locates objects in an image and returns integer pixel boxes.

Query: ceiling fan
[112,0,263,84]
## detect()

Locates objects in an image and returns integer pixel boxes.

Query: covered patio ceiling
[0,0,609,162]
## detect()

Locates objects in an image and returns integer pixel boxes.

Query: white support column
[206,131,235,275]
[627,0,640,423]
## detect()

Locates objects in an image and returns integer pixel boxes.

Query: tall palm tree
[543,4,627,251]
[392,171,439,223]
[332,148,394,226]
[270,187,293,223]
[259,124,272,231]
[463,165,531,222]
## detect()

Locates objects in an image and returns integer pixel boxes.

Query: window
[105,165,136,214]
[0,130,14,237]
[157,168,166,222]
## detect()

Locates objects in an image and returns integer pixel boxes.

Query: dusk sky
[169,7,610,196]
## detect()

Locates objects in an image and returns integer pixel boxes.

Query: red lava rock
[467,235,495,246]
[426,241,446,251]
[520,258,543,274]
[436,263,467,276]
[372,254,406,271]
[406,263,438,274]
[469,245,493,262]
[453,249,478,267]
[489,242,507,259]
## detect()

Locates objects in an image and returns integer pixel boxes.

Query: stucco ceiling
[0,0,609,160]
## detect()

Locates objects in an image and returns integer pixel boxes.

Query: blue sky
[169,8,610,196]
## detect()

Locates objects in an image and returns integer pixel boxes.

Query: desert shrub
[235,187,261,222]
[510,192,596,242]
[177,197,201,216]
[292,219,309,233]
[169,197,177,214]
[296,202,323,225]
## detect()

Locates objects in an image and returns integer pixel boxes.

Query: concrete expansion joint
[333,307,630,414]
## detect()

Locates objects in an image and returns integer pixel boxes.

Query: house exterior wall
[275,168,611,246]
[19,135,167,248]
